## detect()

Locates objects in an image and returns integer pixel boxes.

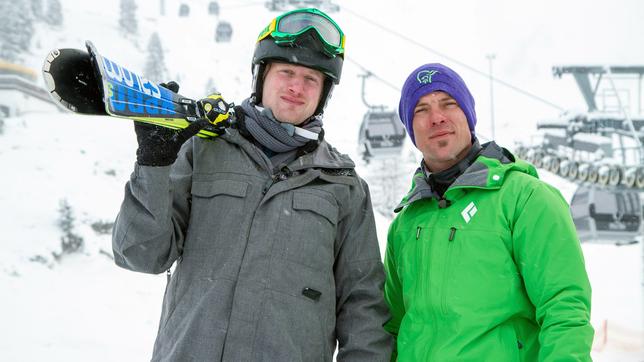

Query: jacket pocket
[191,179,248,198]
[448,228,520,312]
[279,191,338,271]
[185,179,249,274]
[499,322,521,361]
[252,289,329,361]
[189,179,248,236]
[292,192,338,225]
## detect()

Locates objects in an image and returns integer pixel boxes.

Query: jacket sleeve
[111,140,194,274]
[512,181,594,361]
[383,218,404,361]
[334,178,394,362]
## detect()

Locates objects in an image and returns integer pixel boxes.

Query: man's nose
[287,77,304,94]
[428,107,447,126]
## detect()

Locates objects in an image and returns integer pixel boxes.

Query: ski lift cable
[340,5,565,112]
[345,57,401,92]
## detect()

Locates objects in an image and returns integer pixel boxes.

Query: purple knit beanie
[398,63,477,145]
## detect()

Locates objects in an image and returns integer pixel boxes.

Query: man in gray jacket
[112,7,392,361]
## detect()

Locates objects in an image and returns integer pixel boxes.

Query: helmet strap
[251,63,267,105]
[314,79,334,116]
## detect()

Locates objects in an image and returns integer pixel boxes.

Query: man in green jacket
[384,63,593,361]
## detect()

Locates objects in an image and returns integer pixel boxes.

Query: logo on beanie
[417,70,439,84]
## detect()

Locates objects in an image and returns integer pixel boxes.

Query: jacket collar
[221,128,355,172]
[394,141,538,212]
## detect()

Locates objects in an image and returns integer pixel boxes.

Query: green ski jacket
[384,142,593,361]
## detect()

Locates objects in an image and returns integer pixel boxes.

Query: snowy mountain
[1,0,642,360]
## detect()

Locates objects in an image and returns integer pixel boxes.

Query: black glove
[134,120,210,166]
[134,81,210,166]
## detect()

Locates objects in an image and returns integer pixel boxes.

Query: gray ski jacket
[112,128,392,361]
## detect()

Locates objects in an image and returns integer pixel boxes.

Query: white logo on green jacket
[461,201,477,223]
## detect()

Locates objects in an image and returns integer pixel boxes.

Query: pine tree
[0,2,35,62]
[53,199,84,260]
[119,0,138,36]
[205,77,218,95]
[44,0,64,27]
[30,0,43,20]
[144,32,167,83]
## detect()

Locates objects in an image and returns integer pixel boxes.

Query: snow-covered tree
[30,0,44,20]
[119,0,138,36]
[53,199,84,260]
[44,0,64,27]
[144,32,167,83]
[0,2,35,62]
[204,77,218,95]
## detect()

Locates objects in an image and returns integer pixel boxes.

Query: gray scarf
[240,98,323,153]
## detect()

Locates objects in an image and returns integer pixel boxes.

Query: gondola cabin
[215,21,232,43]
[358,109,406,159]
[570,185,642,244]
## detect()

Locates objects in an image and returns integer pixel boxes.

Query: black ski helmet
[251,8,345,116]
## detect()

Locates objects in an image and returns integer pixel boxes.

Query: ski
[42,40,232,138]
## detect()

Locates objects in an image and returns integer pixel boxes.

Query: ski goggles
[257,8,345,57]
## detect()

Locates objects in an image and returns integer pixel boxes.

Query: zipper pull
[263,167,292,194]
[279,166,293,180]
[262,175,276,195]
[438,198,451,209]
[416,226,421,240]
[448,227,456,241]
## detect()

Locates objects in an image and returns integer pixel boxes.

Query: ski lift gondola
[356,72,406,161]
[179,4,190,17]
[358,109,406,159]
[264,0,339,12]
[208,1,220,16]
[265,0,287,11]
[570,185,642,244]
[215,21,232,43]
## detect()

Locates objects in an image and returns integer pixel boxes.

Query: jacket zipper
[262,167,292,195]
[448,227,456,241]
[440,227,457,315]
[262,176,277,195]
[224,167,291,353]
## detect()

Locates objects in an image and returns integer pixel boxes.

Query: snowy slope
[1,0,643,360]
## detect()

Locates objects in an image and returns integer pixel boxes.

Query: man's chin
[276,115,304,125]
[275,111,310,125]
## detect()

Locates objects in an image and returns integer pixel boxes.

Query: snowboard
[42,40,232,138]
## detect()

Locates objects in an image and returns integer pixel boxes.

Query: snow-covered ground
[1,0,643,360]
